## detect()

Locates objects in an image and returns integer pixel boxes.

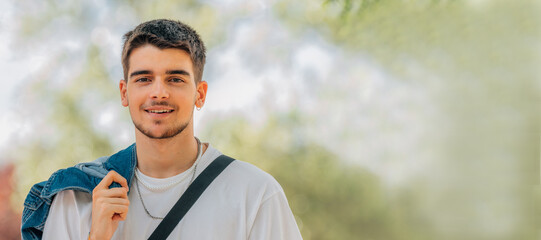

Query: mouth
[145,109,174,114]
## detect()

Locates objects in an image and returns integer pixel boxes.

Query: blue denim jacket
[21,144,137,240]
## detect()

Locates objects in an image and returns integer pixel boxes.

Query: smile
[145,109,174,114]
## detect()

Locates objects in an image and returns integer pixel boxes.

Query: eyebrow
[129,70,191,78]
[166,70,190,76]
[130,70,152,78]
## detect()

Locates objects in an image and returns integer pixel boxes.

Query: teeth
[148,109,172,113]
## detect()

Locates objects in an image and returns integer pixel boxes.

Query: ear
[195,80,208,108]
[120,79,129,107]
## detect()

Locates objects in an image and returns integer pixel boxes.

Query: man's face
[119,44,207,139]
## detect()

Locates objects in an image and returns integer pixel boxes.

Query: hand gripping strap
[148,155,235,240]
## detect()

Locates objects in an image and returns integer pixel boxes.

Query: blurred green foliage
[202,113,398,239]
[275,0,539,238]
[14,44,115,205]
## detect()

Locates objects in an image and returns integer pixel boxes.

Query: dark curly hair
[121,19,206,83]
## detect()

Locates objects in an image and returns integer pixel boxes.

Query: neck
[135,128,199,178]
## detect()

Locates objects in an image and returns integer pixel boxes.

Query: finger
[96,171,129,190]
[106,170,129,190]
[118,208,128,220]
[95,187,129,199]
[105,204,129,219]
[100,203,129,215]
[96,197,130,206]
[112,212,128,221]
[112,213,123,221]
[113,172,129,190]
[95,171,118,189]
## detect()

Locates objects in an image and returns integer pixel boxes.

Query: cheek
[177,91,197,104]
[125,94,143,112]
[127,103,138,115]
[126,90,145,104]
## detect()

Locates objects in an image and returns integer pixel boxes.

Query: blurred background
[0,0,539,239]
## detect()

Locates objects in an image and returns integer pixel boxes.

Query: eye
[170,78,185,83]
[135,77,151,82]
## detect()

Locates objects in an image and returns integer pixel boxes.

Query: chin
[133,116,191,140]
[145,128,176,139]
[135,123,189,140]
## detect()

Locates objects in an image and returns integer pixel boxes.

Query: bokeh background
[0,0,539,239]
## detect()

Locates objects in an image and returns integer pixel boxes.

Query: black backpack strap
[148,155,235,240]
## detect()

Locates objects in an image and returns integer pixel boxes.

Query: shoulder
[227,160,277,185]
[205,145,279,187]
[213,154,284,200]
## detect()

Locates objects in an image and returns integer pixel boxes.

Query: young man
[21,19,302,240]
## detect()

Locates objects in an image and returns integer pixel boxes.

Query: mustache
[140,101,176,109]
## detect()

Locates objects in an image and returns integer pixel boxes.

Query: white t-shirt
[42,144,302,240]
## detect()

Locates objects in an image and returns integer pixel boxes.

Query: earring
[196,100,203,111]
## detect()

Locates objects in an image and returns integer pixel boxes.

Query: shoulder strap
[148,155,235,240]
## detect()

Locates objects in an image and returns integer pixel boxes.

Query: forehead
[128,44,194,75]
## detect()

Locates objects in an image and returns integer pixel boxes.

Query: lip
[144,106,174,111]
[144,108,174,119]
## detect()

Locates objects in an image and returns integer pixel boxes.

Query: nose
[150,79,169,99]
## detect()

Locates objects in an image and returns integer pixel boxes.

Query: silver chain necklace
[134,137,202,220]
